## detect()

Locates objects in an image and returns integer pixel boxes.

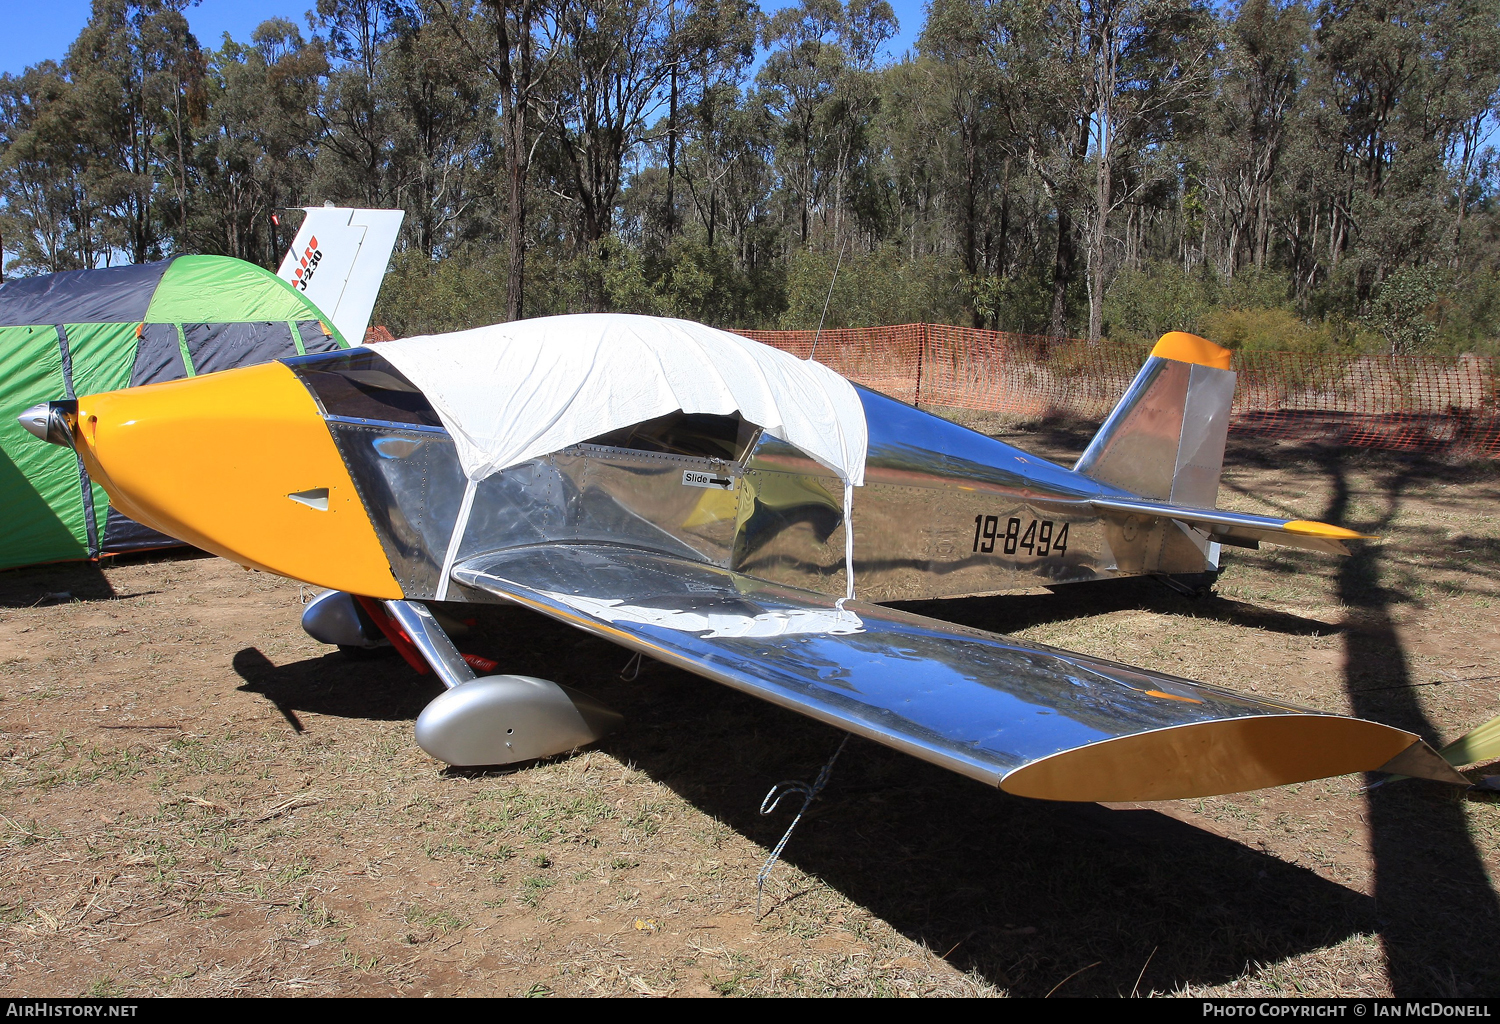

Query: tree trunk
[1087,20,1116,343]
[506,114,526,321]
[1051,205,1074,339]
[666,2,677,236]
[962,123,979,277]
[1089,142,1111,342]
[997,157,1011,278]
[490,0,536,322]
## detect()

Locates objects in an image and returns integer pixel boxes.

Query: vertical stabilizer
[1075,332,1235,508]
[276,207,404,345]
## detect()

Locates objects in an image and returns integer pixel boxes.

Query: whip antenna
[808,238,845,363]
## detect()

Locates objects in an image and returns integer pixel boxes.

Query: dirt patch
[1,435,1498,997]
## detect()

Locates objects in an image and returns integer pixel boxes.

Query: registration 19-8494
[972,515,1070,557]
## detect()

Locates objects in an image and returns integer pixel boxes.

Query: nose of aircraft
[43,362,401,598]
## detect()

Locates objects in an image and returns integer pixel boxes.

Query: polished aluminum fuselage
[324,386,1215,604]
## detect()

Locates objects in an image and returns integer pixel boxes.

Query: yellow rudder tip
[1152,331,1233,370]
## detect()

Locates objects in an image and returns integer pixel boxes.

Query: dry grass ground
[1,430,1498,997]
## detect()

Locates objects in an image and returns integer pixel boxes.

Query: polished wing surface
[453,543,1450,801]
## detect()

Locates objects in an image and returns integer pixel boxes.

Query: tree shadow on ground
[1319,451,1500,996]
[985,415,1500,493]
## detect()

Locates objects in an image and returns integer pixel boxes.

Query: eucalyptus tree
[65,0,205,264]
[1209,0,1307,277]
[917,0,1012,312]
[757,0,843,245]
[381,4,499,258]
[1441,0,1500,268]
[668,0,760,241]
[1289,0,1500,329]
[191,20,326,265]
[871,58,947,263]
[996,0,1092,337]
[1080,0,1213,341]
[757,0,896,246]
[0,63,100,273]
[537,0,687,245]
[1310,0,1460,291]
[313,0,402,208]
[426,0,551,320]
[678,82,775,247]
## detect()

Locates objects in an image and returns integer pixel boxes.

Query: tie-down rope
[840,482,856,603]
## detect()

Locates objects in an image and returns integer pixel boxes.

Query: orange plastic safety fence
[736,324,1500,459]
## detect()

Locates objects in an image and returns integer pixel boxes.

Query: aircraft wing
[452,543,1455,800]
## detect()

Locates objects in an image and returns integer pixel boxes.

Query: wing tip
[999,714,1418,802]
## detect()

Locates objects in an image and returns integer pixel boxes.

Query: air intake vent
[288,488,330,511]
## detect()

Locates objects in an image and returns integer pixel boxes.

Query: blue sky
[3,0,314,72]
[2,0,930,77]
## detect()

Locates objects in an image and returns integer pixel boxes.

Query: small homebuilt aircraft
[19,314,1467,800]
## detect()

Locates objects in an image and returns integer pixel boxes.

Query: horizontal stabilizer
[453,543,1436,800]
[1089,495,1374,555]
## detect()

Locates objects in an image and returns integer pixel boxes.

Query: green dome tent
[0,254,349,570]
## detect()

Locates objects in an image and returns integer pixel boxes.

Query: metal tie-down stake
[755,734,850,920]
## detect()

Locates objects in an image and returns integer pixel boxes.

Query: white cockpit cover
[377,313,867,487]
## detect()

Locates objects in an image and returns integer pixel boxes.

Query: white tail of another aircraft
[276,207,405,346]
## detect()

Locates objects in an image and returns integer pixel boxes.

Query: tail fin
[1075,332,1235,508]
[276,207,405,346]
